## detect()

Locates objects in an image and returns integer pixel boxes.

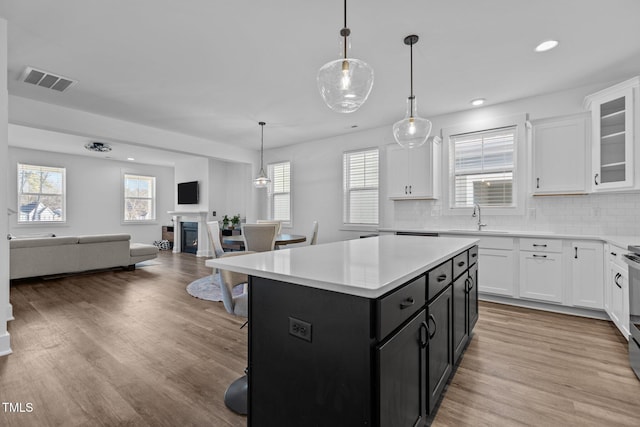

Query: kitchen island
[208,235,479,426]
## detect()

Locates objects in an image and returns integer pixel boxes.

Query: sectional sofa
[9,234,158,280]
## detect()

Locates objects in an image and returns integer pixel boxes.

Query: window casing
[124,174,156,222]
[343,148,379,225]
[17,163,66,223]
[267,162,291,226]
[450,126,516,208]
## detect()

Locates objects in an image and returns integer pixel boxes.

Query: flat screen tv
[177,181,199,205]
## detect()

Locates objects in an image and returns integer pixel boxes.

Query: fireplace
[181,222,198,254]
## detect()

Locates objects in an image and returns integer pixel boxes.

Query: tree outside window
[124,174,156,222]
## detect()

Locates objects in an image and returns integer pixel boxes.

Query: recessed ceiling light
[470,98,485,106]
[127,157,135,161]
[534,40,558,52]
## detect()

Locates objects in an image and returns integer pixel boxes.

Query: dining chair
[218,250,256,415]
[256,219,282,235]
[206,221,226,258]
[309,221,319,245]
[242,224,277,252]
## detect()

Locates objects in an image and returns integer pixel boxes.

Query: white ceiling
[2,0,640,158]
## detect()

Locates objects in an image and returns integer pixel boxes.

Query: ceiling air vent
[84,142,112,153]
[21,67,76,92]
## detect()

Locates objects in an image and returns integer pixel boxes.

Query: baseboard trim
[0,332,11,357]
[479,293,609,320]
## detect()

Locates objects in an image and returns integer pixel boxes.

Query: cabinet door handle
[536,177,540,189]
[532,254,547,258]
[594,173,599,185]
[427,314,437,339]
[532,244,547,248]
[468,276,474,291]
[464,277,471,293]
[404,185,408,194]
[400,297,415,309]
[574,247,578,259]
[419,321,429,348]
[611,252,617,256]
[614,273,622,288]
[437,274,448,282]
[457,261,466,267]
[409,185,412,194]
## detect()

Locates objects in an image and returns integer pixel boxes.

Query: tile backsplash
[393,192,640,237]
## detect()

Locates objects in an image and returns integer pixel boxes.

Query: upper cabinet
[584,77,639,192]
[531,113,589,195]
[386,137,441,200]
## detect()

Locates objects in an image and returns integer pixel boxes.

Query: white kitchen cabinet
[519,251,563,303]
[475,237,516,297]
[570,241,604,309]
[386,138,440,200]
[531,113,589,195]
[605,244,630,338]
[584,77,639,191]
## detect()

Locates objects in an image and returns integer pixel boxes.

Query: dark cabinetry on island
[248,245,479,426]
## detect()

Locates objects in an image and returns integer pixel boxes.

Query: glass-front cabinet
[585,77,638,191]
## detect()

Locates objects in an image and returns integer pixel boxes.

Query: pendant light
[253,122,271,188]
[393,35,432,149]
[317,0,374,113]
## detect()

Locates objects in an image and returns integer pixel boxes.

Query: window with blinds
[268,161,291,224]
[124,174,156,222]
[451,126,515,208]
[343,148,379,225]
[17,163,66,223]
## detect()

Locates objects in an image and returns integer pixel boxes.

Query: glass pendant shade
[253,168,270,188]
[393,96,432,149]
[317,57,374,113]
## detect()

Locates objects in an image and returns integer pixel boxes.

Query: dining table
[222,233,307,248]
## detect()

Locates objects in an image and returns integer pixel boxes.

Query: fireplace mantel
[167,211,209,257]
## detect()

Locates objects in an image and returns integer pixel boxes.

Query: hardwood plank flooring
[1,252,639,426]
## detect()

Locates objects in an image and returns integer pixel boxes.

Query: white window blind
[343,149,379,225]
[124,174,156,221]
[451,126,515,208]
[268,162,291,224]
[17,163,66,223]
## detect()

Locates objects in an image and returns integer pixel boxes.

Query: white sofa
[9,234,158,280]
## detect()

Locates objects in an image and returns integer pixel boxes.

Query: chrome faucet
[472,203,487,231]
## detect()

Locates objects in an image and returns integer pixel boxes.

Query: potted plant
[222,215,230,230]
[232,214,241,229]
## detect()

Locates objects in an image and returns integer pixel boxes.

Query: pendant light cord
[409,37,415,118]
[342,0,349,59]
[259,122,265,169]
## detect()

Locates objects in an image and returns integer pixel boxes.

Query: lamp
[317,0,374,113]
[393,35,432,149]
[253,122,271,188]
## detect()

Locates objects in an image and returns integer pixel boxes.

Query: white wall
[1,17,12,356]
[174,157,209,213]
[8,147,174,243]
[263,78,640,243]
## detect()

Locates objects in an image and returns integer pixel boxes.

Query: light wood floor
[1,252,639,426]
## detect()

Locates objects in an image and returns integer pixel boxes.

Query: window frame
[442,114,526,216]
[267,160,292,228]
[343,147,380,227]
[122,173,157,224]
[17,163,67,224]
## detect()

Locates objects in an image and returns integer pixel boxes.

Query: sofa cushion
[9,236,78,249]
[130,243,159,257]
[78,234,131,244]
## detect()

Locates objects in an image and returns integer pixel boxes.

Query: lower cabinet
[427,287,453,413]
[377,310,427,427]
[519,251,563,303]
[571,241,604,309]
[609,262,630,338]
[478,248,515,296]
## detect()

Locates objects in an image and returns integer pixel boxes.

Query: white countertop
[206,235,478,298]
[378,228,638,249]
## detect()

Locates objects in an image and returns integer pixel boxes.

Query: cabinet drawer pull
[532,254,547,258]
[532,244,547,248]
[471,253,477,258]
[419,321,429,348]
[614,273,622,288]
[611,252,617,256]
[427,314,437,339]
[400,297,415,309]
[457,261,466,267]
[436,274,448,282]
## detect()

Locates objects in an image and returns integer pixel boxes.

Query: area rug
[186,273,243,302]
